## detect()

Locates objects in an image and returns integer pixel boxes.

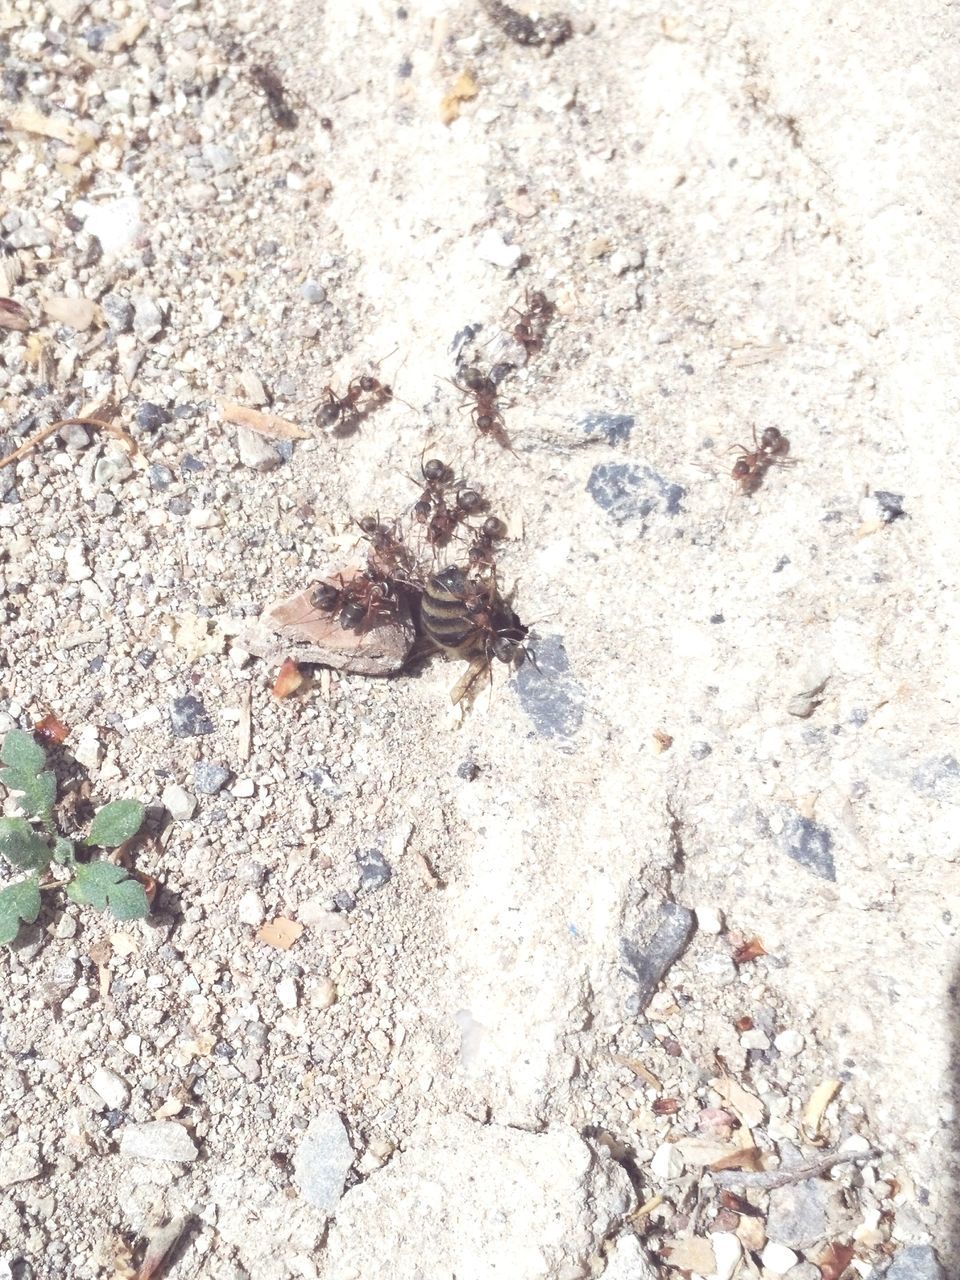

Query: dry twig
[709,1146,881,1190]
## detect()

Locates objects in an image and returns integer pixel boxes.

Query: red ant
[729,426,793,494]
[317,374,395,432]
[355,514,415,580]
[311,568,398,633]
[408,455,486,550]
[450,366,515,453]
[466,515,507,571]
[509,289,555,358]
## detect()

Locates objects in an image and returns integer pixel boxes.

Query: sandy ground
[0,0,958,1277]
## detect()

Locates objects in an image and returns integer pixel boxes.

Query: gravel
[293,1112,354,1212]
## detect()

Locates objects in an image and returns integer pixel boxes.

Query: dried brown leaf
[42,295,99,330]
[272,658,305,699]
[732,935,767,964]
[256,917,304,950]
[815,1241,855,1280]
[220,400,309,440]
[0,297,31,331]
[803,1079,841,1143]
[663,1236,716,1274]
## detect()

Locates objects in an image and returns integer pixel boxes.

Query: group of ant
[313,289,556,453]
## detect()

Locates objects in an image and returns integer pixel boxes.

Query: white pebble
[188,507,223,529]
[650,1141,685,1181]
[276,977,298,1010]
[740,1028,771,1051]
[231,778,255,798]
[760,1242,799,1274]
[695,904,724,934]
[73,726,103,770]
[774,1028,805,1057]
[161,784,197,821]
[475,228,522,270]
[235,425,281,472]
[119,1121,198,1163]
[90,1066,130,1110]
[609,248,644,275]
[237,890,265,927]
[65,542,92,581]
[81,196,142,256]
[310,978,337,1009]
[708,1233,742,1280]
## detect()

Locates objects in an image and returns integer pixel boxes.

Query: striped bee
[420,565,528,702]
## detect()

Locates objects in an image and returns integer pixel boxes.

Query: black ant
[509,289,555,358]
[311,568,398,633]
[408,455,485,550]
[729,426,793,494]
[355,514,415,579]
[317,373,395,433]
[450,366,515,453]
[250,64,298,130]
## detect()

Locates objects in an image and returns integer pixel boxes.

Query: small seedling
[0,729,150,945]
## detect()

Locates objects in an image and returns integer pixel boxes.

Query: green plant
[0,729,149,945]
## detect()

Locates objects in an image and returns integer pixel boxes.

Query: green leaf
[0,818,52,871]
[66,861,149,920]
[0,764,56,826]
[85,799,145,849]
[53,837,76,866]
[0,729,46,774]
[0,875,42,945]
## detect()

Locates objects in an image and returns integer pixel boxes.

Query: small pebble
[161,784,197,821]
[695,905,724,935]
[300,280,327,304]
[188,507,223,529]
[169,694,214,738]
[884,1245,946,1280]
[690,741,712,759]
[101,292,134,332]
[311,978,337,1009]
[276,977,298,1010]
[136,402,171,433]
[609,247,644,275]
[293,1112,354,1211]
[780,813,836,882]
[0,1141,42,1189]
[236,425,282,472]
[475,228,523,270]
[766,1178,837,1249]
[355,847,391,891]
[238,890,265,927]
[708,1232,741,1280]
[84,196,142,256]
[149,463,174,489]
[774,1028,805,1057]
[90,1066,130,1111]
[59,423,91,450]
[193,761,231,796]
[760,1242,799,1274]
[621,901,696,1011]
[586,461,684,523]
[74,726,103,770]
[65,542,92,581]
[740,1028,771,1051]
[119,1121,198,1163]
[133,296,165,341]
[650,1142,685,1181]
[231,778,256,798]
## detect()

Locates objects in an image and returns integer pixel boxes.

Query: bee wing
[449,656,491,706]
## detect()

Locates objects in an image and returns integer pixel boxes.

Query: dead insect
[479,0,572,47]
[250,64,298,130]
[420,565,529,702]
[509,289,555,358]
[729,426,793,494]
[450,366,515,453]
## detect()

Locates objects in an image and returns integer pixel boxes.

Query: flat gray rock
[293,1111,354,1211]
[119,1121,199,1163]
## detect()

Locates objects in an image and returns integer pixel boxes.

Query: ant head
[481,515,506,540]
[339,600,367,631]
[490,634,521,663]
[357,514,380,535]
[422,457,450,483]
[731,458,752,479]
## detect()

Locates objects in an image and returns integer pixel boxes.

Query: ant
[450,366,515,453]
[311,568,398,633]
[408,455,485,550]
[317,373,395,433]
[355,514,415,579]
[466,515,507,571]
[249,64,298,130]
[509,289,555,358]
[729,426,793,494]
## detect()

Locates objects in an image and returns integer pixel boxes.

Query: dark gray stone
[586,461,684,523]
[873,490,906,522]
[911,755,959,798]
[690,741,712,760]
[766,1178,839,1249]
[884,1244,946,1280]
[780,813,836,881]
[169,695,214,738]
[148,464,173,490]
[333,890,356,913]
[579,412,635,444]
[356,847,391,891]
[101,292,134,332]
[515,634,585,743]
[621,902,696,1011]
[193,761,231,796]
[136,402,171,433]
